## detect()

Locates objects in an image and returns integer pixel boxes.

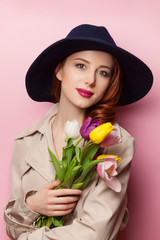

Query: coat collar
[15,103,59,139]
[15,103,122,142]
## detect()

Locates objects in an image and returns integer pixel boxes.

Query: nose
[84,70,96,87]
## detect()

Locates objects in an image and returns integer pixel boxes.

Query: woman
[4,24,153,240]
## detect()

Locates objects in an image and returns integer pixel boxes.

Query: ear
[55,64,63,81]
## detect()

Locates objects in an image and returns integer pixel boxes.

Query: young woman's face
[56,50,114,109]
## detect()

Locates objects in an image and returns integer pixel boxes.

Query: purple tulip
[80,117,101,140]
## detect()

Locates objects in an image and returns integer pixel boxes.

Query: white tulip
[65,119,80,139]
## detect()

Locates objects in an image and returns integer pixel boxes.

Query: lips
[76,88,94,98]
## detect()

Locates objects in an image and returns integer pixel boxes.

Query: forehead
[65,50,114,66]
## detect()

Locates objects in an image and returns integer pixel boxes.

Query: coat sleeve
[4,132,135,240]
[4,138,41,239]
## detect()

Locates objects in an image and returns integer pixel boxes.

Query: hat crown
[66,24,116,45]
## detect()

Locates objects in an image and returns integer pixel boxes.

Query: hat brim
[26,37,153,105]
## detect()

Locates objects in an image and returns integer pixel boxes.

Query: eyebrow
[74,58,111,71]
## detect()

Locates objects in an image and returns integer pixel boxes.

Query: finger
[51,208,76,217]
[53,189,82,197]
[45,180,60,190]
[51,202,76,211]
[45,202,76,212]
[53,196,80,204]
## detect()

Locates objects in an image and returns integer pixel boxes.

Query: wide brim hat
[26,24,153,106]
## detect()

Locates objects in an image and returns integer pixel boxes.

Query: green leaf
[49,216,66,228]
[60,165,82,188]
[62,138,75,173]
[64,138,73,148]
[36,216,42,228]
[75,146,80,162]
[48,148,63,182]
[61,151,67,175]
[81,170,95,189]
[66,145,75,166]
[41,216,48,227]
[64,158,77,181]
[46,217,53,228]
[72,182,84,189]
[73,158,105,184]
[52,217,63,227]
[80,142,100,166]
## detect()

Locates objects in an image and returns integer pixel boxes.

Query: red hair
[84,57,122,123]
[50,57,122,124]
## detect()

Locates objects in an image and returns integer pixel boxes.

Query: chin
[73,100,96,109]
[66,93,99,109]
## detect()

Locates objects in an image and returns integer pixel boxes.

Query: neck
[54,97,85,131]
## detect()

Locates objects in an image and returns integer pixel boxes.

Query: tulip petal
[97,159,121,192]
[101,127,120,148]
[80,117,101,140]
[104,174,122,192]
[65,119,80,139]
[80,117,92,140]
[89,122,113,144]
[97,154,121,163]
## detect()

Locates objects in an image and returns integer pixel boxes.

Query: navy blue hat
[26,24,153,105]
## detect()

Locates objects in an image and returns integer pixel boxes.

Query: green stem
[75,137,83,147]
[46,217,53,228]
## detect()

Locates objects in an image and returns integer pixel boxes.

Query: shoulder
[114,122,136,152]
[11,104,58,170]
[114,122,135,142]
[14,104,58,140]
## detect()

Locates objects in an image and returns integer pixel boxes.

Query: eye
[76,63,86,69]
[97,70,109,78]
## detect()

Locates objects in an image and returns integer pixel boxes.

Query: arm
[4,139,81,239]
[5,132,135,240]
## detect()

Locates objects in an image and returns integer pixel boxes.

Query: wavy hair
[50,56,122,124]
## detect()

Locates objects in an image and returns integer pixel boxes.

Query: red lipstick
[76,88,93,98]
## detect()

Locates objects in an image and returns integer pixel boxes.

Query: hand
[26,180,82,217]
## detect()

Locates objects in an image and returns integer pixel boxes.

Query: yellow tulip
[97,154,121,163]
[89,122,113,144]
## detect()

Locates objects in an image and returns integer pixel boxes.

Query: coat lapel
[24,136,56,182]
[17,104,59,182]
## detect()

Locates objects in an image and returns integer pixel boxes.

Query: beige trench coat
[4,104,135,240]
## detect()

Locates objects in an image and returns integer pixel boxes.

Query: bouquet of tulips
[36,117,121,229]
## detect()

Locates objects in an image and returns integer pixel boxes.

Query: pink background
[1,0,160,239]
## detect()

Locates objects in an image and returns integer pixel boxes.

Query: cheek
[94,80,110,103]
[61,68,79,85]
[97,80,110,94]
[61,73,77,96]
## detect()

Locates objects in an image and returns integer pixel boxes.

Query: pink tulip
[97,156,121,192]
[101,127,120,148]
